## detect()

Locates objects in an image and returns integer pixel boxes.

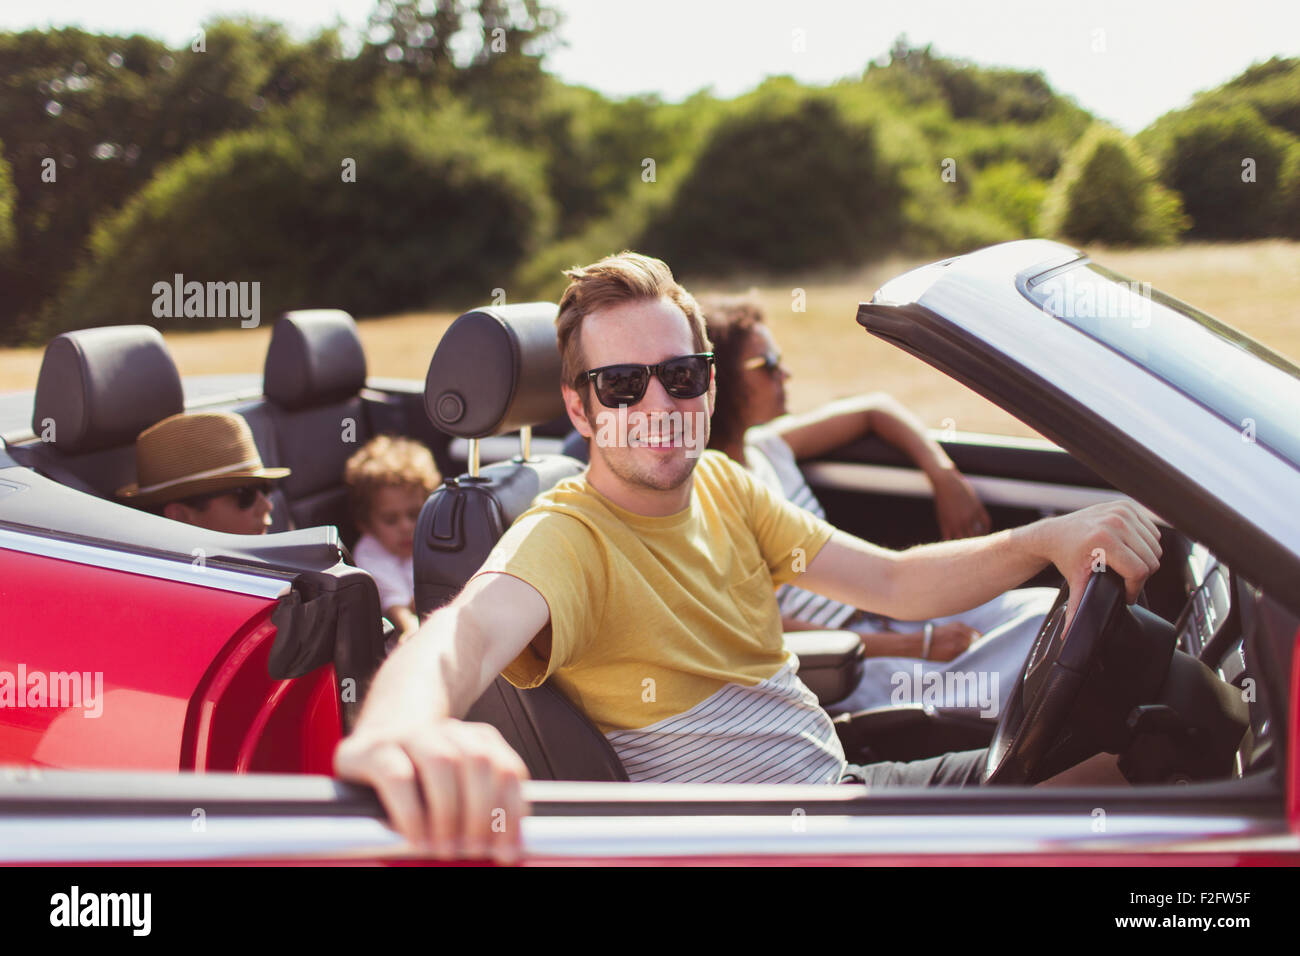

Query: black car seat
[230,395,293,535]
[412,302,629,782]
[262,310,376,546]
[11,325,184,498]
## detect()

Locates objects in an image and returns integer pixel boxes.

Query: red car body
[0,547,339,774]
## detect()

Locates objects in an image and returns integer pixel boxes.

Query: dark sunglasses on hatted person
[584,353,714,408]
[743,350,783,375]
[182,481,272,511]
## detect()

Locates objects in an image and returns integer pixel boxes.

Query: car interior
[1,306,1292,798]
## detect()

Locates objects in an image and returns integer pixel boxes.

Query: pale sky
[4,0,1298,132]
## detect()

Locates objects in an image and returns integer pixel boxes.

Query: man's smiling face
[563,296,715,512]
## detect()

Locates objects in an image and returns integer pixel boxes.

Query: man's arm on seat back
[333,571,549,862]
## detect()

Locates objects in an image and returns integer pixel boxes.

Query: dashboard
[1181,543,1234,662]
[1178,542,1268,778]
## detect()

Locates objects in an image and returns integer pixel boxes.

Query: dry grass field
[699,240,1300,438]
[2,240,1296,439]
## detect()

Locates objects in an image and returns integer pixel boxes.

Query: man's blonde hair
[344,435,441,525]
[556,252,712,398]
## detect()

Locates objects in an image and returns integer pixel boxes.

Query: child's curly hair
[344,436,441,526]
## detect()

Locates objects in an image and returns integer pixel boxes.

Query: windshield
[1021,259,1300,467]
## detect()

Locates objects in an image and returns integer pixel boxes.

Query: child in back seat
[345,436,441,646]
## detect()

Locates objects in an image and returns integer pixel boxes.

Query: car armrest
[832,704,997,763]
[784,630,864,706]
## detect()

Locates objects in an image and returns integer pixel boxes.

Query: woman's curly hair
[701,295,765,453]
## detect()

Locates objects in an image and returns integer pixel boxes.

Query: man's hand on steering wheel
[1039,501,1162,627]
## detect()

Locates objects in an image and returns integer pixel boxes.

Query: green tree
[640,94,905,275]
[1042,124,1187,245]
[46,102,553,337]
[0,143,15,258]
[1278,144,1300,238]
[1144,104,1295,239]
[864,38,1086,127]
[337,0,559,138]
[970,161,1047,236]
[1215,56,1300,139]
[0,22,342,341]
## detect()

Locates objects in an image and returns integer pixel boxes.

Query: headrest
[32,325,184,455]
[424,303,562,439]
[264,310,367,411]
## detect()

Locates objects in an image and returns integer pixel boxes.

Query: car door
[2,769,1297,865]
[0,456,386,775]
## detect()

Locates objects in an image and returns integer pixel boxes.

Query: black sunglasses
[184,481,272,511]
[743,349,783,375]
[583,353,714,409]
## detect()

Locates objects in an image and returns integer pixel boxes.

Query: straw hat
[117,412,290,507]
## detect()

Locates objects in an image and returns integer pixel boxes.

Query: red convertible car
[0,239,1297,865]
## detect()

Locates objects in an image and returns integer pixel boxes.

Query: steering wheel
[982,569,1128,785]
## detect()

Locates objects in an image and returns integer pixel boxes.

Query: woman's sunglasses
[743,349,784,375]
[583,353,714,408]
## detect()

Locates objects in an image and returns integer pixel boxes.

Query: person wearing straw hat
[117,412,290,535]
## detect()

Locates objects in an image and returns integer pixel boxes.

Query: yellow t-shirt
[473,450,846,784]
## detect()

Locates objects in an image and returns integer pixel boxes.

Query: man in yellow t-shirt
[335,252,1163,862]
[480,447,844,784]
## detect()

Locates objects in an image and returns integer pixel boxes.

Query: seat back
[263,310,372,544]
[12,326,184,498]
[230,399,293,534]
[413,302,627,782]
[413,455,585,610]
